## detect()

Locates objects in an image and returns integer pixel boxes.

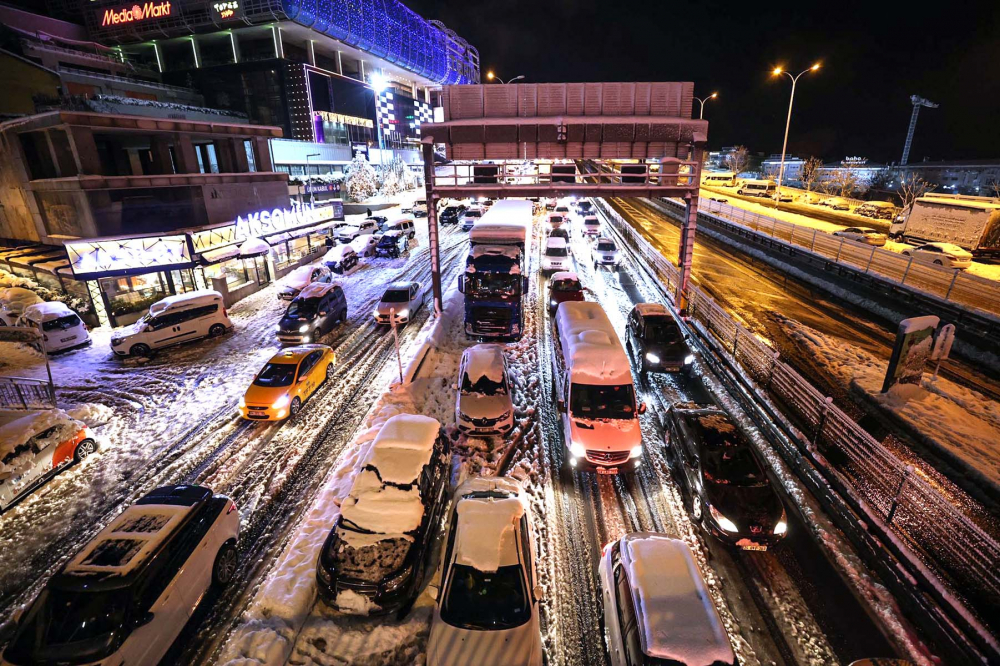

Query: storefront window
[169,269,199,294]
[273,241,291,268]
[102,273,169,320]
[252,256,270,285]
[203,259,252,290]
[287,236,311,263]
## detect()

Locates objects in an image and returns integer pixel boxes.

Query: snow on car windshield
[41,314,81,331]
[254,362,297,387]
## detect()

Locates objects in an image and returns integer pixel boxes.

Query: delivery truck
[890,194,1000,258]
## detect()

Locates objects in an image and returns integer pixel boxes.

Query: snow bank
[66,403,114,428]
[454,496,523,572]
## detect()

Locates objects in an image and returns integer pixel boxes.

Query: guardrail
[0,376,56,410]
[685,196,1000,319]
[594,198,1000,662]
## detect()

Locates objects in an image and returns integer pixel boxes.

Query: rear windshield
[596,241,616,252]
[382,289,411,303]
[466,210,482,218]
[551,278,581,292]
[254,362,297,387]
[41,314,81,331]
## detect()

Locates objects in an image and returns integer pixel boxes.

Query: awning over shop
[262,219,341,247]
[239,238,271,257]
[199,245,241,266]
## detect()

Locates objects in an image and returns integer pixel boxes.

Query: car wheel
[209,323,227,337]
[289,396,302,417]
[902,251,911,257]
[933,259,943,266]
[692,499,703,522]
[339,308,348,323]
[212,541,238,587]
[129,343,151,357]
[325,362,334,382]
[74,438,97,463]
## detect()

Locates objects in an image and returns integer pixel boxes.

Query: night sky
[407,0,1000,164]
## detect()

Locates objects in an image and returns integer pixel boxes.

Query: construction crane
[900,95,938,165]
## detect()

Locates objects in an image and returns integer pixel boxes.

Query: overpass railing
[593,197,1000,662]
[0,376,56,410]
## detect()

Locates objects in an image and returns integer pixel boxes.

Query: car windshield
[551,278,582,292]
[41,314,81,331]
[441,564,530,630]
[570,383,636,420]
[254,362,297,387]
[556,207,569,213]
[546,246,569,257]
[328,525,412,583]
[6,588,128,664]
[702,445,768,487]
[382,289,411,303]
[549,216,564,224]
[466,273,521,296]
[596,241,616,252]
[461,370,507,396]
[466,210,481,218]
[644,316,681,344]
[285,298,319,319]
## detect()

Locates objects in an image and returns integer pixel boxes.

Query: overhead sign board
[67,234,192,278]
[100,1,173,26]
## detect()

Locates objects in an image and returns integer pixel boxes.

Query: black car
[439,205,466,225]
[366,215,389,231]
[664,404,787,550]
[375,230,410,258]
[625,303,689,375]
[316,415,451,615]
[276,282,348,345]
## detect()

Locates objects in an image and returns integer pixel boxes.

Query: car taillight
[223,307,228,318]
[227,501,237,515]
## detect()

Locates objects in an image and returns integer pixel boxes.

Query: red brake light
[227,501,237,515]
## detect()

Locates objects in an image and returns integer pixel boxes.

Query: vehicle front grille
[470,416,498,427]
[336,579,379,594]
[586,450,630,464]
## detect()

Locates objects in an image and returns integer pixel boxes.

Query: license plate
[249,411,267,417]
[737,539,767,551]
[596,467,618,475]
[60,336,77,343]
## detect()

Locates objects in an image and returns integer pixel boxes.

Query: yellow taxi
[239,344,335,420]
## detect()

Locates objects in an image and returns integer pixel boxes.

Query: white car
[818,197,850,211]
[427,477,543,666]
[3,485,238,666]
[374,281,426,324]
[581,215,601,238]
[903,242,973,269]
[832,226,888,247]
[540,236,573,274]
[336,219,378,243]
[592,237,621,270]
[277,264,333,301]
[461,207,484,231]
[546,212,568,232]
[455,345,515,437]
[0,409,97,513]
[17,301,91,353]
[413,199,429,217]
[350,234,379,257]
[0,287,42,326]
[598,533,736,666]
[110,290,234,357]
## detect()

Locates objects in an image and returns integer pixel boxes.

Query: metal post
[775,76,797,202]
[421,141,443,315]
[944,270,960,300]
[810,228,818,252]
[900,255,915,284]
[834,238,845,262]
[886,465,913,525]
[864,246,877,273]
[813,396,833,443]
[390,308,403,383]
[676,191,699,314]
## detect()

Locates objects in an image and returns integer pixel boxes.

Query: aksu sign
[100,1,172,26]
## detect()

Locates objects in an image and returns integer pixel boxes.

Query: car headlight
[317,565,332,584]
[550,299,557,306]
[382,564,412,592]
[299,324,310,333]
[395,309,409,319]
[684,355,695,365]
[275,324,283,332]
[708,504,738,533]
[373,309,381,318]
[569,442,586,458]
[498,410,512,421]
[111,338,123,347]
[272,395,291,409]
[645,352,660,364]
[774,520,787,535]
[238,396,246,408]
[630,445,643,459]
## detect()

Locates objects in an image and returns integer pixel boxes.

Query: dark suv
[316,414,450,615]
[625,303,688,375]
[276,282,348,345]
[439,205,466,225]
[375,230,410,258]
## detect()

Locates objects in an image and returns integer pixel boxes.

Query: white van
[384,216,417,239]
[702,171,737,187]
[413,199,429,217]
[17,302,91,353]
[736,179,776,197]
[110,290,233,357]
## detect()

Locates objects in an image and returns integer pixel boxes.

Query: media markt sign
[101,1,172,26]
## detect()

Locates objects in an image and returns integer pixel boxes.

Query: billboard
[99,1,173,27]
[881,315,939,393]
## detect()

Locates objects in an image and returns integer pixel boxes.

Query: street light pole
[486,71,525,85]
[773,64,820,201]
[305,153,320,207]
[694,92,718,120]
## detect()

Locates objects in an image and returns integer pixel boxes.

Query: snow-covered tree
[800,157,823,192]
[378,162,402,197]
[723,146,749,176]
[898,172,935,211]
[344,155,378,202]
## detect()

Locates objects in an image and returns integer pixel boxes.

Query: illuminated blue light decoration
[281,0,479,84]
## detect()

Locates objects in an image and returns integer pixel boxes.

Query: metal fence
[593,198,1000,655]
[683,197,1000,319]
[0,376,56,410]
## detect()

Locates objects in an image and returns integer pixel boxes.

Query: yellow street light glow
[487,71,495,80]
[711,92,718,99]
[811,63,821,71]
[773,67,783,75]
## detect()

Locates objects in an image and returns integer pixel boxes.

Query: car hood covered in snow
[569,417,640,452]
[457,392,512,420]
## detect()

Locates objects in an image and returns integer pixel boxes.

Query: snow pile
[0,409,85,471]
[239,237,271,257]
[780,316,1000,489]
[322,245,354,263]
[366,414,439,485]
[463,345,505,385]
[454,496,524,573]
[66,403,114,427]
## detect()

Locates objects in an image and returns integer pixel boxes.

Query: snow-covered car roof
[924,242,972,255]
[550,271,580,283]
[22,301,76,321]
[297,282,340,300]
[469,221,528,245]
[385,281,417,291]
[387,216,414,226]
[0,409,86,460]
[556,302,631,384]
[149,289,222,314]
[349,235,377,249]
[634,303,669,318]
[0,287,42,308]
[840,227,880,234]
[621,533,734,664]
[544,236,569,249]
[380,229,406,239]
[860,201,896,208]
[453,477,526,573]
[283,265,322,284]
[367,414,440,485]
[462,345,505,385]
[323,245,356,261]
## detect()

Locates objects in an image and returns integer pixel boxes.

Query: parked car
[317,414,450,614]
[708,195,729,203]
[3,485,238,666]
[110,290,233,357]
[17,302,90,353]
[0,409,97,513]
[455,345,514,437]
[427,477,544,666]
[548,227,571,241]
[367,215,389,231]
[337,219,378,243]
[440,205,467,225]
[663,404,787,550]
[322,244,360,274]
[591,237,621,270]
[375,230,410,258]
[276,282,347,345]
[772,192,793,203]
[598,532,737,666]
[239,344,335,420]
[413,199,429,217]
[818,197,850,211]
[0,287,42,326]
[277,264,333,301]
[581,215,601,238]
[548,271,585,312]
[544,197,557,211]
[625,303,688,374]
[540,236,573,274]
[384,217,416,239]
[546,212,568,233]
[902,242,973,269]
[832,226,888,246]
[854,201,897,220]
[350,234,379,258]
[374,281,426,325]
[575,199,594,216]
[461,207,484,231]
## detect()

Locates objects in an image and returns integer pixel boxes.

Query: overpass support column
[422,140,442,315]
[676,143,705,314]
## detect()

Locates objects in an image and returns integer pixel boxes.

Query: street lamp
[370,72,388,167]
[772,63,821,201]
[486,71,525,85]
[305,153,320,207]
[694,92,718,120]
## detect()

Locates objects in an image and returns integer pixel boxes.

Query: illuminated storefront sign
[191,204,337,253]
[314,111,374,129]
[67,234,191,278]
[100,1,172,26]
[211,0,242,20]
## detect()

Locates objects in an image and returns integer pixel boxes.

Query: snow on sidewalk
[778,315,1000,490]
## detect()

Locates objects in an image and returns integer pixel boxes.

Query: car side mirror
[133,611,154,628]
[319,311,328,317]
[638,402,647,415]
[451,383,459,391]
[557,398,566,413]
[533,584,545,601]
[457,276,465,293]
